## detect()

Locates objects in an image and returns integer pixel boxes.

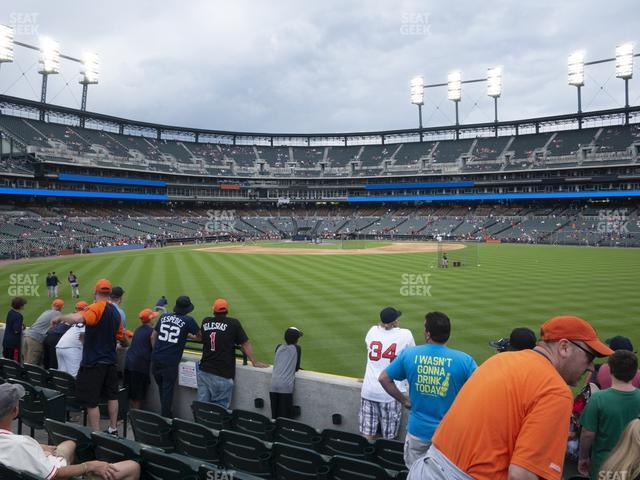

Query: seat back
[272,442,330,480]
[231,409,275,441]
[23,363,51,388]
[0,358,25,381]
[274,417,322,449]
[48,369,84,412]
[10,379,64,432]
[329,455,392,480]
[44,418,94,462]
[91,432,141,463]
[140,448,199,480]
[129,409,174,452]
[198,464,266,480]
[373,438,405,471]
[172,418,220,463]
[319,429,374,460]
[218,429,273,478]
[191,400,233,431]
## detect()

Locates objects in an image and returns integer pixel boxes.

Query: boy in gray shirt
[24,299,64,365]
[270,327,303,419]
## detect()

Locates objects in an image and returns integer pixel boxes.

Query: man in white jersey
[359,307,415,440]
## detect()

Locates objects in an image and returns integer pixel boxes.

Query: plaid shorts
[359,397,402,439]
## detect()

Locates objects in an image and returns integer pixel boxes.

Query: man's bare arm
[378,371,410,408]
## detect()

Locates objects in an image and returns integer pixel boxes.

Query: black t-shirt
[199,314,248,379]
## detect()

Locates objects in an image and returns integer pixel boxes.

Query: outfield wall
[0,327,408,437]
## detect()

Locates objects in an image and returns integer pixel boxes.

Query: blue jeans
[152,362,179,418]
[197,369,234,408]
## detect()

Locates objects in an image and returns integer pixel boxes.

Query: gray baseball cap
[0,383,25,418]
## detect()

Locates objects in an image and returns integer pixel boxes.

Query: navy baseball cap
[380,307,402,324]
[606,336,634,352]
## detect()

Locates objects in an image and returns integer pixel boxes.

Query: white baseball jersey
[0,429,67,479]
[361,325,415,402]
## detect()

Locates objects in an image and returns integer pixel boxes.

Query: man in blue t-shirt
[380,311,477,468]
[151,296,200,418]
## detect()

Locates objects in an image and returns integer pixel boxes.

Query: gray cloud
[0,0,637,134]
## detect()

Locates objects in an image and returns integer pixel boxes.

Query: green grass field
[1,242,639,378]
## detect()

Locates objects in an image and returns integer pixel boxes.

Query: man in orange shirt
[407,316,613,480]
[54,279,127,434]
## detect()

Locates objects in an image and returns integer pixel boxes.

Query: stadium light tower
[0,25,15,68]
[79,51,99,127]
[38,36,61,120]
[568,50,585,128]
[487,66,502,135]
[616,42,634,124]
[448,70,462,138]
[410,76,425,142]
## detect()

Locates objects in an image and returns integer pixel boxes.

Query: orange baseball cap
[213,298,228,313]
[540,315,614,357]
[51,299,64,309]
[75,301,89,312]
[95,278,112,294]
[139,308,159,323]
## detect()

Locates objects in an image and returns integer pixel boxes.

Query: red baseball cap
[139,308,159,323]
[95,278,112,294]
[540,316,613,357]
[213,298,228,313]
[75,301,89,312]
[51,299,65,309]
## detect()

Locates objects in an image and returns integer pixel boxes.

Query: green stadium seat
[44,418,94,463]
[373,438,405,471]
[231,409,275,442]
[218,429,273,479]
[91,431,142,463]
[191,400,233,431]
[140,448,202,480]
[328,455,394,480]
[274,418,322,450]
[317,429,375,460]
[48,369,87,424]
[98,386,129,437]
[395,470,409,480]
[197,464,267,480]
[129,409,174,452]
[9,379,65,437]
[272,442,330,480]
[23,363,51,388]
[172,418,220,464]
[0,358,26,381]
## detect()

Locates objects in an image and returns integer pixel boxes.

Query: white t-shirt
[361,325,415,402]
[0,429,67,479]
[56,324,85,350]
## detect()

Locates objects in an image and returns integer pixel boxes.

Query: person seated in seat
[0,383,140,479]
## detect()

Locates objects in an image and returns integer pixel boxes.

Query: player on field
[359,307,415,441]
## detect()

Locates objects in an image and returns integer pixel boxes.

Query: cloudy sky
[0,0,637,134]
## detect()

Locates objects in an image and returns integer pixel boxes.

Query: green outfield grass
[1,242,639,378]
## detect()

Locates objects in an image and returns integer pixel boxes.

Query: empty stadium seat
[8,379,65,436]
[317,429,375,460]
[197,464,266,480]
[172,418,220,464]
[48,369,87,424]
[91,431,142,463]
[129,409,175,452]
[22,364,51,388]
[373,438,405,471]
[273,417,322,450]
[191,400,233,430]
[44,418,94,463]
[272,442,330,480]
[0,358,26,381]
[140,448,202,480]
[218,429,273,479]
[328,455,394,480]
[231,409,275,441]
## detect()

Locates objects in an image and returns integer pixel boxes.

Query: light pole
[410,76,424,142]
[447,70,461,139]
[487,66,502,136]
[568,50,585,129]
[615,43,634,125]
[38,36,60,121]
[79,51,99,127]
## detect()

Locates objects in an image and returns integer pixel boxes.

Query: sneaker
[103,427,118,436]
